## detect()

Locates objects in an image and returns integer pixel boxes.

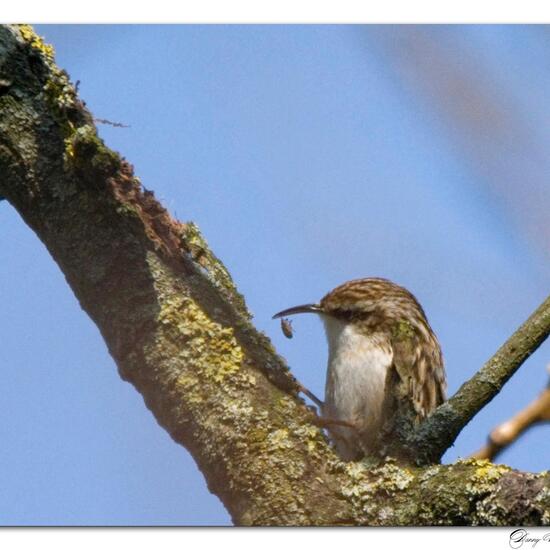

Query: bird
[273,277,446,461]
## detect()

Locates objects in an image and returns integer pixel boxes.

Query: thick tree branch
[0,25,549,525]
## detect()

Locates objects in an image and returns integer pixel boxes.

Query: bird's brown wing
[387,326,446,423]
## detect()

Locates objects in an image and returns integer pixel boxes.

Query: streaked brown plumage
[274,277,446,460]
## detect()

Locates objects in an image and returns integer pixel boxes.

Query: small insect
[280,317,294,339]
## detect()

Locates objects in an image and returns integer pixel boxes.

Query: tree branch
[1,24,549,525]
[402,294,550,464]
[471,370,550,461]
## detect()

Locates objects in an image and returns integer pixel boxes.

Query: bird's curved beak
[272,304,323,319]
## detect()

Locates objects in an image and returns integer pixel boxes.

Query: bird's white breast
[322,316,393,457]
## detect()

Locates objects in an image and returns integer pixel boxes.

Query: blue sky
[1,25,549,525]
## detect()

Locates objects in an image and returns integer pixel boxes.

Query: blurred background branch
[367,25,550,262]
[471,365,550,461]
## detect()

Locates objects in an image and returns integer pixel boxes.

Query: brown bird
[273,277,446,460]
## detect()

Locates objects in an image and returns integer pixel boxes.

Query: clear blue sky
[1,25,549,525]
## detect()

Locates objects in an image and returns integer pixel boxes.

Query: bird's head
[273,277,428,333]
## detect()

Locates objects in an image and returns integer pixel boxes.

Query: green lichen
[181,222,250,319]
[115,202,141,218]
[266,428,293,451]
[65,124,121,177]
[15,25,96,170]
[534,484,550,525]
[44,73,77,131]
[16,26,81,138]
[338,458,417,523]
[293,424,322,454]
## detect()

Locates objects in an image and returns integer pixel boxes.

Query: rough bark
[0,25,549,526]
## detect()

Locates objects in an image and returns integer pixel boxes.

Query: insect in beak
[280,318,294,339]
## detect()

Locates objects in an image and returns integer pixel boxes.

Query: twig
[296,382,324,409]
[470,368,550,461]
[407,294,550,464]
[94,117,130,128]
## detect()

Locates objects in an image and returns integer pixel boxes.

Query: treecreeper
[274,277,446,461]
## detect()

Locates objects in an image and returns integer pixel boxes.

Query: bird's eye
[332,308,360,321]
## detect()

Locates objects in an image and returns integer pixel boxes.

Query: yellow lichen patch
[242,373,257,387]
[466,460,510,511]
[345,461,369,481]
[145,256,344,523]
[274,394,299,415]
[204,337,244,382]
[15,26,77,140]
[157,290,245,387]
[266,428,293,451]
[175,374,199,390]
[374,462,415,492]
[339,462,369,502]
[293,424,322,454]
[175,374,204,404]
[339,459,416,521]
[474,462,505,483]
[418,464,441,482]
[17,26,84,143]
[458,457,510,485]
[219,399,257,428]
[64,136,75,160]
[18,25,55,60]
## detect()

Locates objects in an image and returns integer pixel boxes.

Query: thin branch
[94,117,130,128]
[471,370,550,461]
[408,295,550,463]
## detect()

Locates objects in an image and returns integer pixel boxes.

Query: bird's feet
[296,383,324,409]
